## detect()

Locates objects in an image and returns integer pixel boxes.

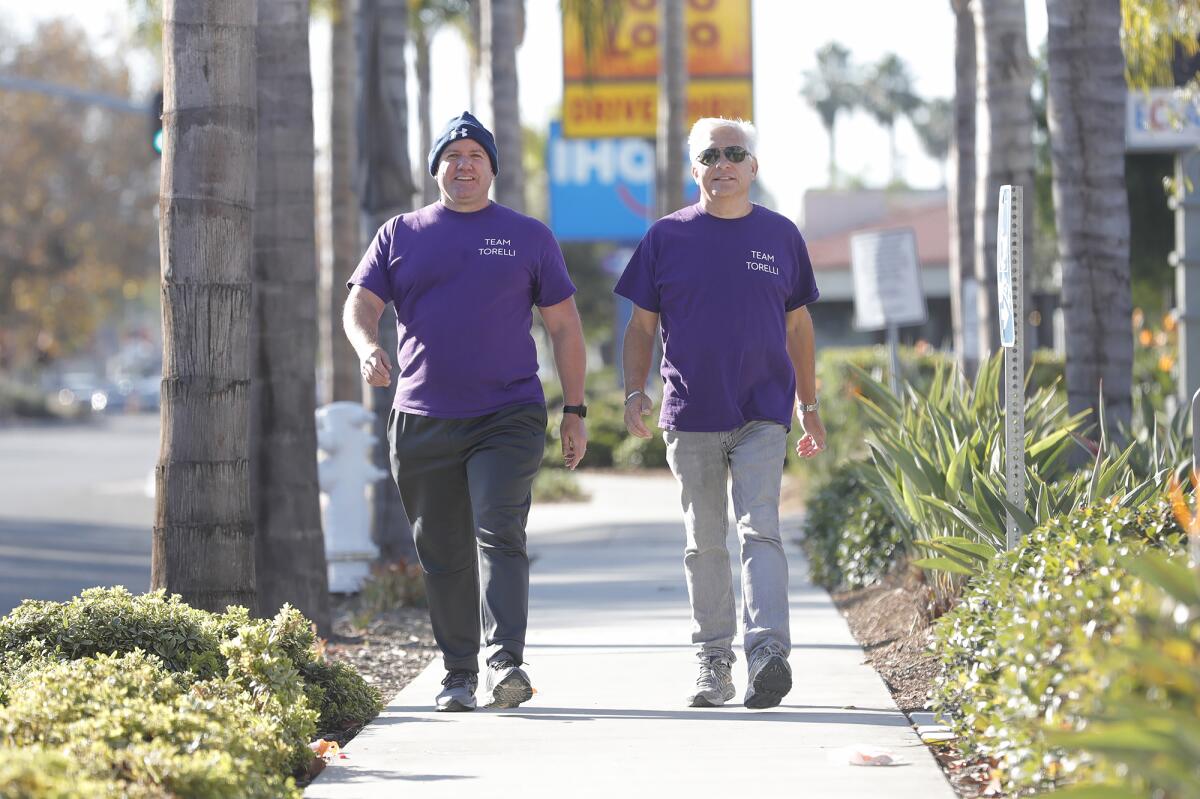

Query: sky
[6,0,1050,224]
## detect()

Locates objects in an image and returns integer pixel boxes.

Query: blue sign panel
[547,121,698,242]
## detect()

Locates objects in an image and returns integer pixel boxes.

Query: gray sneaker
[484,656,534,709]
[687,650,735,707]
[435,669,478,712]
[744,643,791,709]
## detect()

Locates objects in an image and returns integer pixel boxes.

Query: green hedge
[930,499,1184,795]
[0,587,384,799]
[1049,551,1200,798]
[799,459,903,591]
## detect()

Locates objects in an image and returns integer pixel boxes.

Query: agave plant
[854,352,1188,603]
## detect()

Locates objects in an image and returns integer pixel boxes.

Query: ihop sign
[547,121,697,241]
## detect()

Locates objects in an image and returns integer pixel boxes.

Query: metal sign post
[998,185,1026,550]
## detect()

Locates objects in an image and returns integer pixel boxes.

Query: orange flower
[1132,307,1145,328]
[1139,329,1153,347]
[1168,473,1200,535]
[1164,312,1178,333]
[1159,354,1175,373]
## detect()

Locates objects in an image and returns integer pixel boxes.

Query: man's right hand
[623,392,654,439]
[361,347,392,387]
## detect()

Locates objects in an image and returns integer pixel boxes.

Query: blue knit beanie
[428,111,499,177]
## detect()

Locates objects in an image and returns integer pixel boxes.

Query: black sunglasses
[696,145,751,166]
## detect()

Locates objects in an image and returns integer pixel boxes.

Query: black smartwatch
[562,404,588,418]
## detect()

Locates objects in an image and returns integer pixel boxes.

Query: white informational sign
[1126,89,1200,152]
[996,186,1016,348]
[849,228,927,331]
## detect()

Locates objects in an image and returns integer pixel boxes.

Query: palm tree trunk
[153,0,257,613]
[950,0,977,374]
[358,0,416,563]
[1047,0,1131,438]
[328,0,362,403]
[484,0,525,211]
[656,0,686,218]
[414,21,438,205]
[971,0,1035,367]
[251,0,331,634]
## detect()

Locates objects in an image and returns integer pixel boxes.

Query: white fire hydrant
[316,402,390,593]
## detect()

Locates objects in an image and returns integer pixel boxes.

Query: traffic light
[149,89,163,155]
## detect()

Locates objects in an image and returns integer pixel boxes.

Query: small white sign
[850,228,927,331]
[997,186,1016,348]
[1126,89,1200,152]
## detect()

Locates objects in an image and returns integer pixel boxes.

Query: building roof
[805,201,951,271]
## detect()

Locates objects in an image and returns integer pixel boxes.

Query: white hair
[687,117,758,160]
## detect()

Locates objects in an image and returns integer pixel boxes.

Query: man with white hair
[614,117,824,709]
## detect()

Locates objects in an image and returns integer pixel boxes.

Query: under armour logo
[451,127,469,139]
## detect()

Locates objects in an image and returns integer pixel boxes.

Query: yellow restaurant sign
[562,0,753,138]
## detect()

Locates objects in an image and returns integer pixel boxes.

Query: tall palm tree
[326,0,362,403]
[656,0,687,218]
[1047,0,1132,437]
[412,0,470,206]
[950,0,977,374]
[252,0,331,634]
[483,0,525,211]
[153,0,257,613]
[971,0,1035,367]
[358,0,416,562]
[800,42,860,187]
[862,53,922,184]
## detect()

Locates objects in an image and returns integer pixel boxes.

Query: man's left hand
[795,411,826,459]
[560,414,588,470]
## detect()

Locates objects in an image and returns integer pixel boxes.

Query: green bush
[532,468,589,503]
[301,659,388,731]
[0,377,51,419]
[0,651,301,798]
[930,499,1184,795]
[1049,552,1200,798]
[0,587,382,733]
[0,747,117,798]
[613,429,667,469]
[799,459,903,590]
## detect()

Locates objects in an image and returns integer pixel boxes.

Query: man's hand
[560,414,588,470]
[624,393,654,439]
[360,347,392,387]
[795,410,826,458]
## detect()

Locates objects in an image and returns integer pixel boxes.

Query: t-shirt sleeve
[785,230,820,311]
[346,219,395,304]
[612,232,660,313]
[533,227,577,307]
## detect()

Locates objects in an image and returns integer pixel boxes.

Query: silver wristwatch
[799,398,819,413]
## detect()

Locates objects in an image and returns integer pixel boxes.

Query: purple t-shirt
[614,203,819,432]
[348,201,576,417]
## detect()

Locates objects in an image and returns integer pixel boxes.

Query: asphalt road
[0,413,158,616]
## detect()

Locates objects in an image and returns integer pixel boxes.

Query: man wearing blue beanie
[344,111,589,712]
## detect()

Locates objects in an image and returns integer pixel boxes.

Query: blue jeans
[664,420,790,662]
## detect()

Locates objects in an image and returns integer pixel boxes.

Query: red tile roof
[805,202,951,270]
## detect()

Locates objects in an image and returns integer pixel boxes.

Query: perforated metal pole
[999,185,1026,550]
[1192,388,1200,569]
[887,322,901,396]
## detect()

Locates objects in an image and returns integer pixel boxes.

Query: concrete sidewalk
[306,473,953,798]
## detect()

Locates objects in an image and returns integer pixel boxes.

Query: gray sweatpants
[388,402,546,673]
[664,420,790,662]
